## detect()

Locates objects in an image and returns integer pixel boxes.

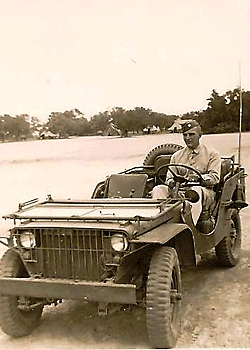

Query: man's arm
[202,149,221,186]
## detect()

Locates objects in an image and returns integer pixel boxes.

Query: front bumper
[0,277,137,304]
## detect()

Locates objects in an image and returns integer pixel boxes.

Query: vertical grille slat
[21,228,116,281]
[89,230,93,279]
[58,229,62,277]
[51,229,57,278]
[95,230,99,277]
[76,230,81,279]
[70,230,74,279]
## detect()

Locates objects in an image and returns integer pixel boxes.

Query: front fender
[132,222,196,267]
[132,222,192,244]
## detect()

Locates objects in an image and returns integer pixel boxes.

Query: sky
[0,0,249,121]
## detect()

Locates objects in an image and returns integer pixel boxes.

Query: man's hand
[187,174,200,182]
[201,175,213,187]
[166,178,175,188]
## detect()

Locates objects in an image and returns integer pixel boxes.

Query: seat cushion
[220,159,232,182]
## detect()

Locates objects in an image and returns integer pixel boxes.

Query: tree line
[0,87,249,141]
[185,88,250,134]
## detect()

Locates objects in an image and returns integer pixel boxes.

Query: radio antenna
[238,60,243,166]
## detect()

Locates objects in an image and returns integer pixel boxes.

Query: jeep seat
[105,174,148,198]
[154,155,172,173]
[220,158,232,182]
[214,158,232,195]
[209,158,233,217]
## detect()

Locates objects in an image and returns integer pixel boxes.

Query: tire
[91,181,106,198]
[146,246,182,349]
[215,209,241,267]
[0,249,44,337]
[143,143,183,166]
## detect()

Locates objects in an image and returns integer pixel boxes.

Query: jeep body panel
[130,222,196,267]
[181,169,247,254]
[132,222,191,244]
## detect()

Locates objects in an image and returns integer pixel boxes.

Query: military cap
[181,120,201,133]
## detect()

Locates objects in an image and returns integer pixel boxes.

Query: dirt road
[0,133,249,349]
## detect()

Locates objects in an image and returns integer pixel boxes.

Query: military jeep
[0,143,247,348]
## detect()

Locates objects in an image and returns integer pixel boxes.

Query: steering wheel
[156,163,203,186]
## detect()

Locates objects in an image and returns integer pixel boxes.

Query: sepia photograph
[0,0,249,348]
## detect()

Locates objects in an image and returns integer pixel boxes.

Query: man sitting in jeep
[152,120,221,226]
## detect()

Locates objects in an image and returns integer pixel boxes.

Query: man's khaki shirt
[168,143,221,186]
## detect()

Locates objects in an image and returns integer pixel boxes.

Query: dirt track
[0,133,249,349]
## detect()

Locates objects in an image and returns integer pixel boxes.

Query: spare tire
[143,143,183,166]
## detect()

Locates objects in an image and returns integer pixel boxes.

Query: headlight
[111,233,128,252]
[20,231,36,248]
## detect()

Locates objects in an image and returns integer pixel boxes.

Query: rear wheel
[0,249,44,337]
[215,209,241,267]
[146,246,182,349]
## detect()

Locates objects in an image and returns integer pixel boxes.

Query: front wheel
[146,246,182,349]
[0,249,44,337]
[215,209,241,267]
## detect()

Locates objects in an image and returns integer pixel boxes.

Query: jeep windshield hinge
[18,198,39,211]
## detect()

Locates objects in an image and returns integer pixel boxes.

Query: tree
[46,110,89,137]
[242,90,250,132]
[77,117,92,136]
[196,88,250,134]
[0,114,32,140]
[30,117,42,134]
[89,112,110,134]
[109,107,128,134]
[149,112,176,130]
[200,90,228,133]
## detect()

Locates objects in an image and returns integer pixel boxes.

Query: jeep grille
[15,228,120,281]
